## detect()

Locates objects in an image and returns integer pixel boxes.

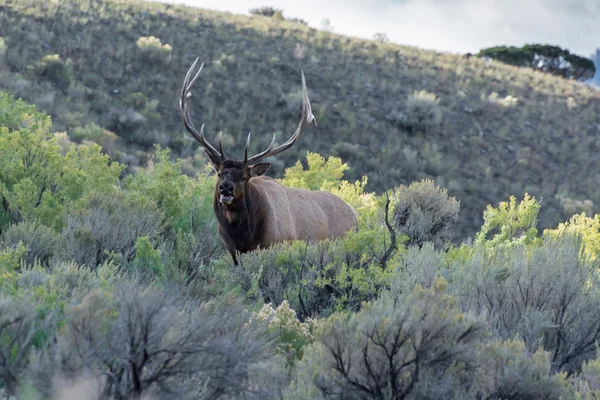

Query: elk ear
[247,163,271,177]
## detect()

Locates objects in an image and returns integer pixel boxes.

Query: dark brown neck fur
[213,182,268,255]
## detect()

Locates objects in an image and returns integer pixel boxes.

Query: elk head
[179,58,317,206]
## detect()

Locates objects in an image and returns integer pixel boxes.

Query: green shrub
[17,259,122,316]
[136,36,172,64]
[70,123,120,149]
[165,222,224,295]
[390,90,443,133]
[130,235,164,280]
[280,152,350,191]
[0,92,124,231]
[389,241,445,297]
[392,178,460,249]
[0,90,38,131]
[0,296,57,398]
[475,193,541,248]
[251,300,318,367]
[123,91,148,110]
[0,243,27,294]
[475,338,574,399]
[286,278,487,399]
[449,235,600,373]
[125,147,223,282]
[51,285,282,400]
[60,191,164,269]
[0,221,61,266]
[236,226,402,319]
[575,352,600,398]
[108,107,148,138]
[37,54,72,90]
[544,213,600,262]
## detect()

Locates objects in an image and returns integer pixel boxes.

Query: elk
[180,58,358,265]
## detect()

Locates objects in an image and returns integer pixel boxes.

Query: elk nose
[219,181,233,194]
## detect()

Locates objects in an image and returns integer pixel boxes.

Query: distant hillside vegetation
[1,0,599,240]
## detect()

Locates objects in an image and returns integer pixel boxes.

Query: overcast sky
[147,0,599,58]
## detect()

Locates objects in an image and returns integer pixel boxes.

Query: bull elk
[179,58,358,265]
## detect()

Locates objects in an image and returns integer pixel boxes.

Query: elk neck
[213,182,267,251]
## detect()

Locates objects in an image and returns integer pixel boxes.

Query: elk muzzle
[218,181,235,204]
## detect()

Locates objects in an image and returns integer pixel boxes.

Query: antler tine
[218,131,226,159]
[245,70,316,165]
[244,131,276,165]
[180,58,223,163]
[243,132,251,165]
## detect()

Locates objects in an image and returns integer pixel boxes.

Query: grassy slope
[0,0,599,240]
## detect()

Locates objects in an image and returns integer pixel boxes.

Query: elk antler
[243,70,317,165]
[180,58,226,164]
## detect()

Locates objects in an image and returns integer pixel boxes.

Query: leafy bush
[235,222,402,319]
[0,92,124,231]
[575,352,600,398]
[136,35,172,64]
[392,178,460,249]
[475,338,573,399]
[288,276,580,399]
[123,91,148,110]
[251,300,318,367]
[0,296,56,398]
[390,90,443,133]
[475,193,540,248]
[0,220,61,266]
[287,279,487,399]
[544,212,600,262]
[16,259,122,317]
[280,152,351,191]
[449,235,600,373]
[70,123,120,150]
[60,191,164,269]
[51,285,282,400]
[125,147,223,282]
[108,107,148,139]
[37,54,72,90]
[0,243,28,295]
[130,235,163,280]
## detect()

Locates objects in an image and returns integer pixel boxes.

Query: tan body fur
[252,176,358,245]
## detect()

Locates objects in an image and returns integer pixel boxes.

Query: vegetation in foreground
[0,0,599,242]
[2,91,600,399]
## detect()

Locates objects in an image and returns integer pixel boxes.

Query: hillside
[1,0,599,240]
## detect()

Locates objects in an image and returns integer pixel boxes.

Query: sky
[145,0,600,58]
